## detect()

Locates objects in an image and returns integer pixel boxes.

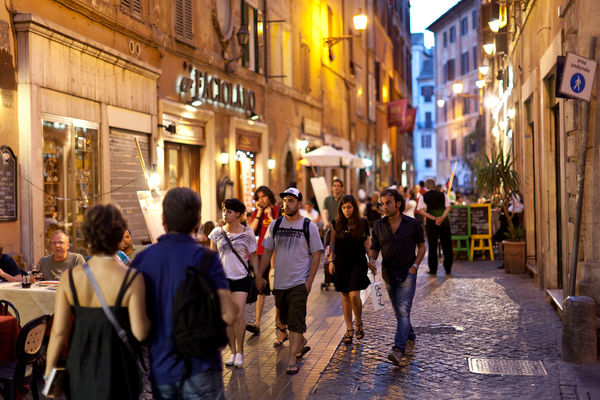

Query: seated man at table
[37,230,85,280]
[0,242,22,282]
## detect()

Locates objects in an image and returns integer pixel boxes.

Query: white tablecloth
[0,282,56,325]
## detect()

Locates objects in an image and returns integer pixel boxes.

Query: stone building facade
[479,0,600,324]
[0,0,412,264]
[428,0,483,191]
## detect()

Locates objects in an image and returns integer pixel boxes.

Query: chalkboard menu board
[449,206,470,237]
[0,146,17,221]
[470,204,491,236]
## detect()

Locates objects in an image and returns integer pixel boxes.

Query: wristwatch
[412,264,419,270]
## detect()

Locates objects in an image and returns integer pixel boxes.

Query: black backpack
[273,216,311,248]
[172,250,227,360]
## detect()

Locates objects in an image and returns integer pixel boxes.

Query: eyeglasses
[50,241,68,246]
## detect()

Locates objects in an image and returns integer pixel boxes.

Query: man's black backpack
[172,250,227,359]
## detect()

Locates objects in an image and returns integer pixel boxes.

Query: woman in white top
[209,198,258,368]
[403,189,418,218]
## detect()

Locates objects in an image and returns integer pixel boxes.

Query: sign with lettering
[470,204,491,237]
[0,145,17,221]
[558,52,597,102]
[449,205,470,238]
[177,67,256,113]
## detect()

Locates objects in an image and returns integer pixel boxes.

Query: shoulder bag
[222,228,258,304]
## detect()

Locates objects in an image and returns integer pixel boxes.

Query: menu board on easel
[137,190,165,243]
[449,206,470,238]
[0,146,17,221]
[470,204,491,237]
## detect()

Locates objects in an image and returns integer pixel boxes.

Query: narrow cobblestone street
[309,259,600,400]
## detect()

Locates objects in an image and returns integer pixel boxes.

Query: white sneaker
[233,353,244,368]
[225,354,236,366]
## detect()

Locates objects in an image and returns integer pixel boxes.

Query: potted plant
[474,148,525,273]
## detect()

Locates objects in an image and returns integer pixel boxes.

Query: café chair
[0,300,20,327]
[0,314,50,400]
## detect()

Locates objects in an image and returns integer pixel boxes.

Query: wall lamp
[475,79,486,89]
[488,18,501,33]
[219,152,230,165]
[223,26,250,73]
[323,9,367,49]
[248,112,260,121]
[452,82,464,95]
[437,99,445,108]
[267,158,276,170]
[483,42,496,55]
[157,123,177,133]
[188,96,202,107]
[478,59,490,75]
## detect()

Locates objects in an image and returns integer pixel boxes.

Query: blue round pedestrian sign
[570,73,585,93]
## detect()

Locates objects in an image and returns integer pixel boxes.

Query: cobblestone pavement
[309,260,600,400]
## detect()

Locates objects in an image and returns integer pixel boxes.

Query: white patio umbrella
[301,145,365,168]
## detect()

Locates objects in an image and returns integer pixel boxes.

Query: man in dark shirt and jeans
[369,189,425,366]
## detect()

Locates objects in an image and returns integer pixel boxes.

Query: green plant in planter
[474,148,522,241]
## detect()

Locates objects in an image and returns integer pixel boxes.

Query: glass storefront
[164,142,200,193]
[42,118,99,257]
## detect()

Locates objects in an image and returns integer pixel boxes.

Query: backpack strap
[303,218,311,249]
[272,215,284,238]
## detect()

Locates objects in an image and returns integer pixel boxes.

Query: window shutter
[175,0,193,41]
[121,0,141,18]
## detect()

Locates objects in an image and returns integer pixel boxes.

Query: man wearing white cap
[256,188,324,375]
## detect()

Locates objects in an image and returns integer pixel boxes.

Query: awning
[301,145,365,168]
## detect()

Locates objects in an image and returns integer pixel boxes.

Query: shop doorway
[164,142,200,193]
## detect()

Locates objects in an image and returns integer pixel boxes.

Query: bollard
[562,296,598,363]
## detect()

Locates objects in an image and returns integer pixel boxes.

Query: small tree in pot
[474,148,525,272]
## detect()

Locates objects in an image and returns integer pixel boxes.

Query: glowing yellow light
[483,42,496,55]
[452,82,464,95]
[267,158,276,170]
[382,86,389,102]
[488,18,500,33]
[219,152,229,165]
[257,21,263,35]
[353,10,367,31]
[475,80,486,89]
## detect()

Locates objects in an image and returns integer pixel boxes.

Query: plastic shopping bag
[370,281,385,311]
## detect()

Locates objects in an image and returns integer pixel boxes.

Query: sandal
[273,327,288,347]
[343,329,354,344]
[285,364,300,375]
[296,345,311,358]
[246,323,260,335]
[356,323,364,339]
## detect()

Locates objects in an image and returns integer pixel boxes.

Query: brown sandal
[344,329,354,344]
[356,323,364,339]
[273,327,288,347]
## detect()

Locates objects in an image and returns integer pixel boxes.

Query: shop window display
[236,150,256,211]
[42,119,99,257]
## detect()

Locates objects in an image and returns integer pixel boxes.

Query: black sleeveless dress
[333,218,372,293]
[66,267,141,400]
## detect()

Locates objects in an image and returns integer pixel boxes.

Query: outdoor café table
[0,315,19,362]
[0,282,57,325]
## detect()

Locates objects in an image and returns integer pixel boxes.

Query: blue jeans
[155,370,225,400]
[385,273,417,352]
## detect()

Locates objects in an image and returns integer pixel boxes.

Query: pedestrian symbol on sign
[570,73,585,93]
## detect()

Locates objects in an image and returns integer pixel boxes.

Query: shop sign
[387,99,408,127]
[302,117,321,137]
[178,67,256,113]
[557,52,597,102]
[399,107,417,134]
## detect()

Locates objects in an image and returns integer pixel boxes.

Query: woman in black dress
[328,195,376,344]
[45,204,150,399]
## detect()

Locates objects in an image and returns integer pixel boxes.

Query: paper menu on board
[137,190,165,244]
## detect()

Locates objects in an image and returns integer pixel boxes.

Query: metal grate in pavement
[414,324,464,335]
[468,357,548,376]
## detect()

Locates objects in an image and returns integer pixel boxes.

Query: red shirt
[250,205,280,255]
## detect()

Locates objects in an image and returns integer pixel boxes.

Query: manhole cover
[468,357,547,376]
[414,325,464,335]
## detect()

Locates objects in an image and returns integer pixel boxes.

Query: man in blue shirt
[0,243,22,282]
[132,188,237,400]
[370,189,425,366]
